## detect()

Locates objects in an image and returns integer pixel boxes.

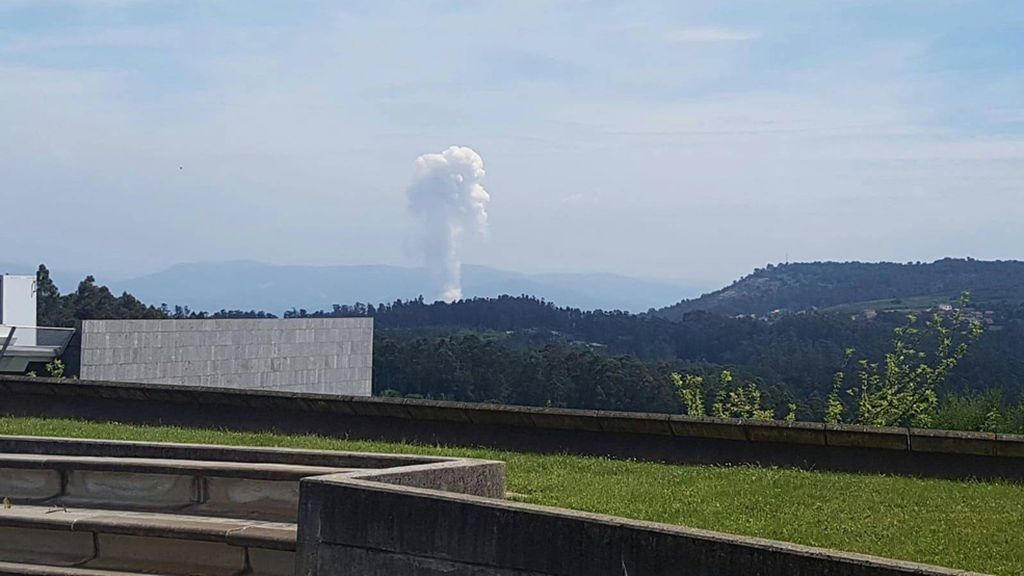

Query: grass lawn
[1,416,1020,575]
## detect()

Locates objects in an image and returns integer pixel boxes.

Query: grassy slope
[1,417,1020,575]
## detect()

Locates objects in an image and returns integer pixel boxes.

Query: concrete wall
[297,468,980,576]
[78,318,372,396]
[1,376,1022,481]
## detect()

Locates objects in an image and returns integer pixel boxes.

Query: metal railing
[0,325,76,362]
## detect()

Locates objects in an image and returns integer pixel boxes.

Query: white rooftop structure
[0,274,74,373]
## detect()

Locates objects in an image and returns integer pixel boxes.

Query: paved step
[0,436,442,470]
[0,560,175,576]
[0,454,352,480]
[0,454,353,522]
[0,505,295,576]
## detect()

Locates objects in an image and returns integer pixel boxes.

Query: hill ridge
[655,258,1024,319]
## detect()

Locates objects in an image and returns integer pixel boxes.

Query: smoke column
[406,146,490,302]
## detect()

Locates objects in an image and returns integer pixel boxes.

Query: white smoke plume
[406,146,490,302]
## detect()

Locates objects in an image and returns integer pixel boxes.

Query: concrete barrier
[2,375,1022,481]
[825,423,910,451]
[909,428,999,456]
[296,465,986,576]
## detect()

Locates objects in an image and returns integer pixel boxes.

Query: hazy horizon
[0,257,705,288]
[4,1,1023,296]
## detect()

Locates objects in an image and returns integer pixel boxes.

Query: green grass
[822,294,955,313]
[2,417,1021,575]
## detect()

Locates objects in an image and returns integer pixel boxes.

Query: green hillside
[655,258,1024,320]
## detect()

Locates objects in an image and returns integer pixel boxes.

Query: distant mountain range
[103,261,701,314]
[654,258,1024,320]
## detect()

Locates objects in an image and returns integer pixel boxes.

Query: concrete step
[0,505,295,576]
[0,561,175,576]
[0,454,352,480]
[0,435,442,471]
[0,453,352,522]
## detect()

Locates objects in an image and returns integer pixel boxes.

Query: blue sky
[2,0,1022,286]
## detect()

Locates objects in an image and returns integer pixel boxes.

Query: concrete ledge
[398,399,474,423]
[594,411,673,436]
[344,397,413,419]
[2,376,1022,481]
[523,407,605,432]
[743,420,827,446]
[464,404,539,428]
[995,434,1024,458]
[668,415,750,441]
[0,454,351,481]
[344,459,506,500]
[0,435,443,470]
[826,424,910,451]
[909,429,998,457]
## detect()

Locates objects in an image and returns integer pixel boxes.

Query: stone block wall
[78,318,372,396]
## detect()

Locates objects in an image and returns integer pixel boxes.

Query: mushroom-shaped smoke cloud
[406,146,490,302]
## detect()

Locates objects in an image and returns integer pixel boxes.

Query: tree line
[290,294,1024,404]
[36,265,276,327]
[32,265,1024,433]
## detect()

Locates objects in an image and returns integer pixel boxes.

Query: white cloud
[557,192,596,208]
[670,27,761,44]
[0,1,1021,284]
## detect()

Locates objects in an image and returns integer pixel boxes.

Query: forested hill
[28,263,1024,422]
[655,259,1024,320]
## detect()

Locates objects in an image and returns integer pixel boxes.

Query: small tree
[846,293,984,428]
[672,372,705,417]
[711,371,774,420]
[45,359,65,379]
[824,349,854,425]
[784,403,798,422]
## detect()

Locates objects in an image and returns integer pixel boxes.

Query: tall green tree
[36,264,73,327]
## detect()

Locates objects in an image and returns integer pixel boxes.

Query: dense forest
[292,294,1024,404]
[31,262,1024,432]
